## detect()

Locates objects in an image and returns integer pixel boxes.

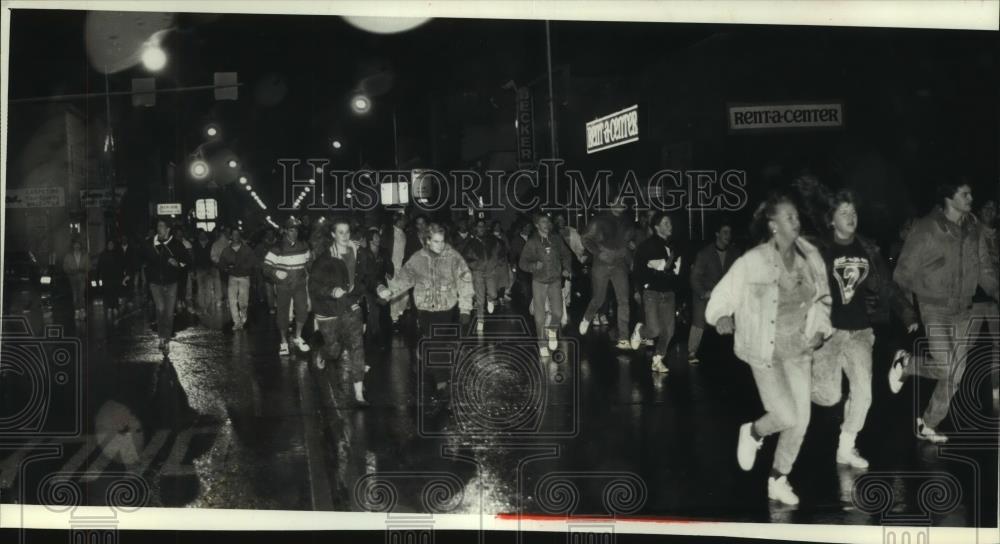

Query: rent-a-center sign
[728,102,844,132]
[586,105,639,154]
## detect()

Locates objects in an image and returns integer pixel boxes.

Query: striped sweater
[262,239,312,289]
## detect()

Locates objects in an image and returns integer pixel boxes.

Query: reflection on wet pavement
[1,298,996,527]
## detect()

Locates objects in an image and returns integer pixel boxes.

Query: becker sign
[586,104,639,154]
[728,102,844,132]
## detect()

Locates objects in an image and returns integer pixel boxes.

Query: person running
[378,223,474,402]
[554,214,587,328]
[492,221,514,304]
[461,218,505,334]
[808,189,919,469]
[218,228,257,331]
[706,193,833,506]
[263,217,313,356]
[358,227,394,343]
[630,212,682,373]
[687,222,738,363]
[579,199,635,350]
[144,219,192,356]
[309,218,369,406]
[63,238,91,320]
[519,213,572,357]
[889,180,999,442]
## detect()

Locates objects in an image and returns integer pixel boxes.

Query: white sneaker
[539,346,550,358]
[476,322,484,335]
[615,339,632,350]
[888,349,909,394]
[630,323,644,350]
[643,338,654,347]
[737,422,763,471]
[598,314,609,326]
[278,342,290,356]
[768,475,800,506]
[487,301,495,314]
[916,418,948,444]
[547,330,558,351]
[650,355,668,373]
[578,318,591,335]
[292,336,310,353]
[836,447,870,469]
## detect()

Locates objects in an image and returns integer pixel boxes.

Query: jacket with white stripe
[262,239,312,289]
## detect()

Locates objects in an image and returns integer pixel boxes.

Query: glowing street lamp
[228,160,238,168]
[205,125,219,138]
[351,94,371,114]
[332,140,342,149]
[141,43,168,72]
[189,159,210,180]
[239,176,248,185]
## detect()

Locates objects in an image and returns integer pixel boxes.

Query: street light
[332,140,342,149]
[228,160,238,168]
[140,43,168,72]
[239,176,248,185]
[205,125,219,138]
[351,94,371,114]
[189,159,210,180]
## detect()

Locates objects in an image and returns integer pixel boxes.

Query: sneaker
[539,346,550,358]
[615,339,632,350]
[836,447,870,469]
[547,331,559,351]
[487,300,495,314]
[688,353,700,364]
[650,354,668,373]
[737,422,763,471]
[630,323,644,350]
[292,336,310,353]
[476,322,484,335]
[643,338,654,347]
[888,350,909,394]
[578,318,591,336]
[916,418,948,444]
[767,475,800,506]
[598,314,609,326]
[278,342,290,356]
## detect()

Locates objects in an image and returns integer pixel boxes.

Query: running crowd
[64,175,999,507]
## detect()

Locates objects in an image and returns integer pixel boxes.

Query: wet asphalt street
[1,292,997,526]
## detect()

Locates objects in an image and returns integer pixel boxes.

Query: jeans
[531,280,563,346]
[228,276,251,326]
[195,268,221,314]
[905,304,975,429]
[276,284,309,336]
[316,307,366,383]
[69,274,86,311]
[972,301,1000,373]
[811,328,875,435]
[751,354,812,475]
[418,308,457,385]
[640,290,675,357]
[149,282,177,341]
[472,269,498,317]
[584,263,630,341]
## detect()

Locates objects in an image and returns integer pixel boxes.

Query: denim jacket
[705,237,833,369]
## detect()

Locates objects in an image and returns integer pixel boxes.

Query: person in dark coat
[358,227,394,343]
[144,218,192,356]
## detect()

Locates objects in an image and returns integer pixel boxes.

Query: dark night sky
[6,9,999,239]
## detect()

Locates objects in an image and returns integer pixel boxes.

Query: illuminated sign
[728,102,844,132]
[586,105,639,154]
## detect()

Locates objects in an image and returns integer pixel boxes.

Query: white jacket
[705,237,833,369]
